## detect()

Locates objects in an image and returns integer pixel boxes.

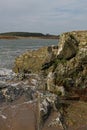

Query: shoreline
[0,36,59,40]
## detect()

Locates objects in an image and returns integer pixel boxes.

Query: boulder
[57,33,79,60]
[13,47,49,73]
[46,72,55,91]
[39,92,59,121]
[51,31,87,89]
[13,30,87,91]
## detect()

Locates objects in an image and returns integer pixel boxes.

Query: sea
[0,38,58,80]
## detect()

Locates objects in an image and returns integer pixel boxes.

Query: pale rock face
[56,33,78,60]
[55,86,65,96]
[47,72,54,91]
[13,31,87,89]
[57,44,63,55]
[46,72,65,96]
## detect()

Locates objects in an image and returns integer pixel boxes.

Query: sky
[0,0,87,34]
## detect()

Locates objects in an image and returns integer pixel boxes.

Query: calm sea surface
[0,38,58,69]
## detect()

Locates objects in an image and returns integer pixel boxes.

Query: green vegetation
[52,58,67,72]
[0,32,59,39]
[0,32,44,37]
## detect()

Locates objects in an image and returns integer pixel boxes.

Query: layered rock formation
[13,31,87,94]
[0,31,87,130]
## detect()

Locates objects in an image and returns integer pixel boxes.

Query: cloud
[0,0,87,34]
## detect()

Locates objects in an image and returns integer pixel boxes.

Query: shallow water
[0,38,58,81]
[0,38,58,69]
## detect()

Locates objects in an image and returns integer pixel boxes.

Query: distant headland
[0,32,59,39]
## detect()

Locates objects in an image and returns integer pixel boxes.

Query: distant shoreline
[0,32,59,40]
[0,36,59,40]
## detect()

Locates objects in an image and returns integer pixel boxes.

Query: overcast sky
[0,0,87,34]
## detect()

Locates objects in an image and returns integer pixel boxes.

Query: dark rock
[0,91,5,102]
[6,86,24,102]
[24,87,35,100]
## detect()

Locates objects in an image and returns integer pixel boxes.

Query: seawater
[0,38,58,69]
[0,38,58,79]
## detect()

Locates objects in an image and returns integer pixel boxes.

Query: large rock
[13,31,87,91]
[13,47,50,73]
[54,31,87,89]
[57,33,79,60]
[39,92,60,121]
[45,31,87,90]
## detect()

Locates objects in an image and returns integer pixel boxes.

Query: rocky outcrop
[54,31,87,89]
[0,30,87,130]
[57,33,78,60]
[13,47,49,73]
[13,31,87,94]
[45,31,87,91]
[0,80,60,126]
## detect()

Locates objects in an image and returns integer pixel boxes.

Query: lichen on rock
[57,33,79,60]
[13,31,87,94]
[13,46,49,73]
